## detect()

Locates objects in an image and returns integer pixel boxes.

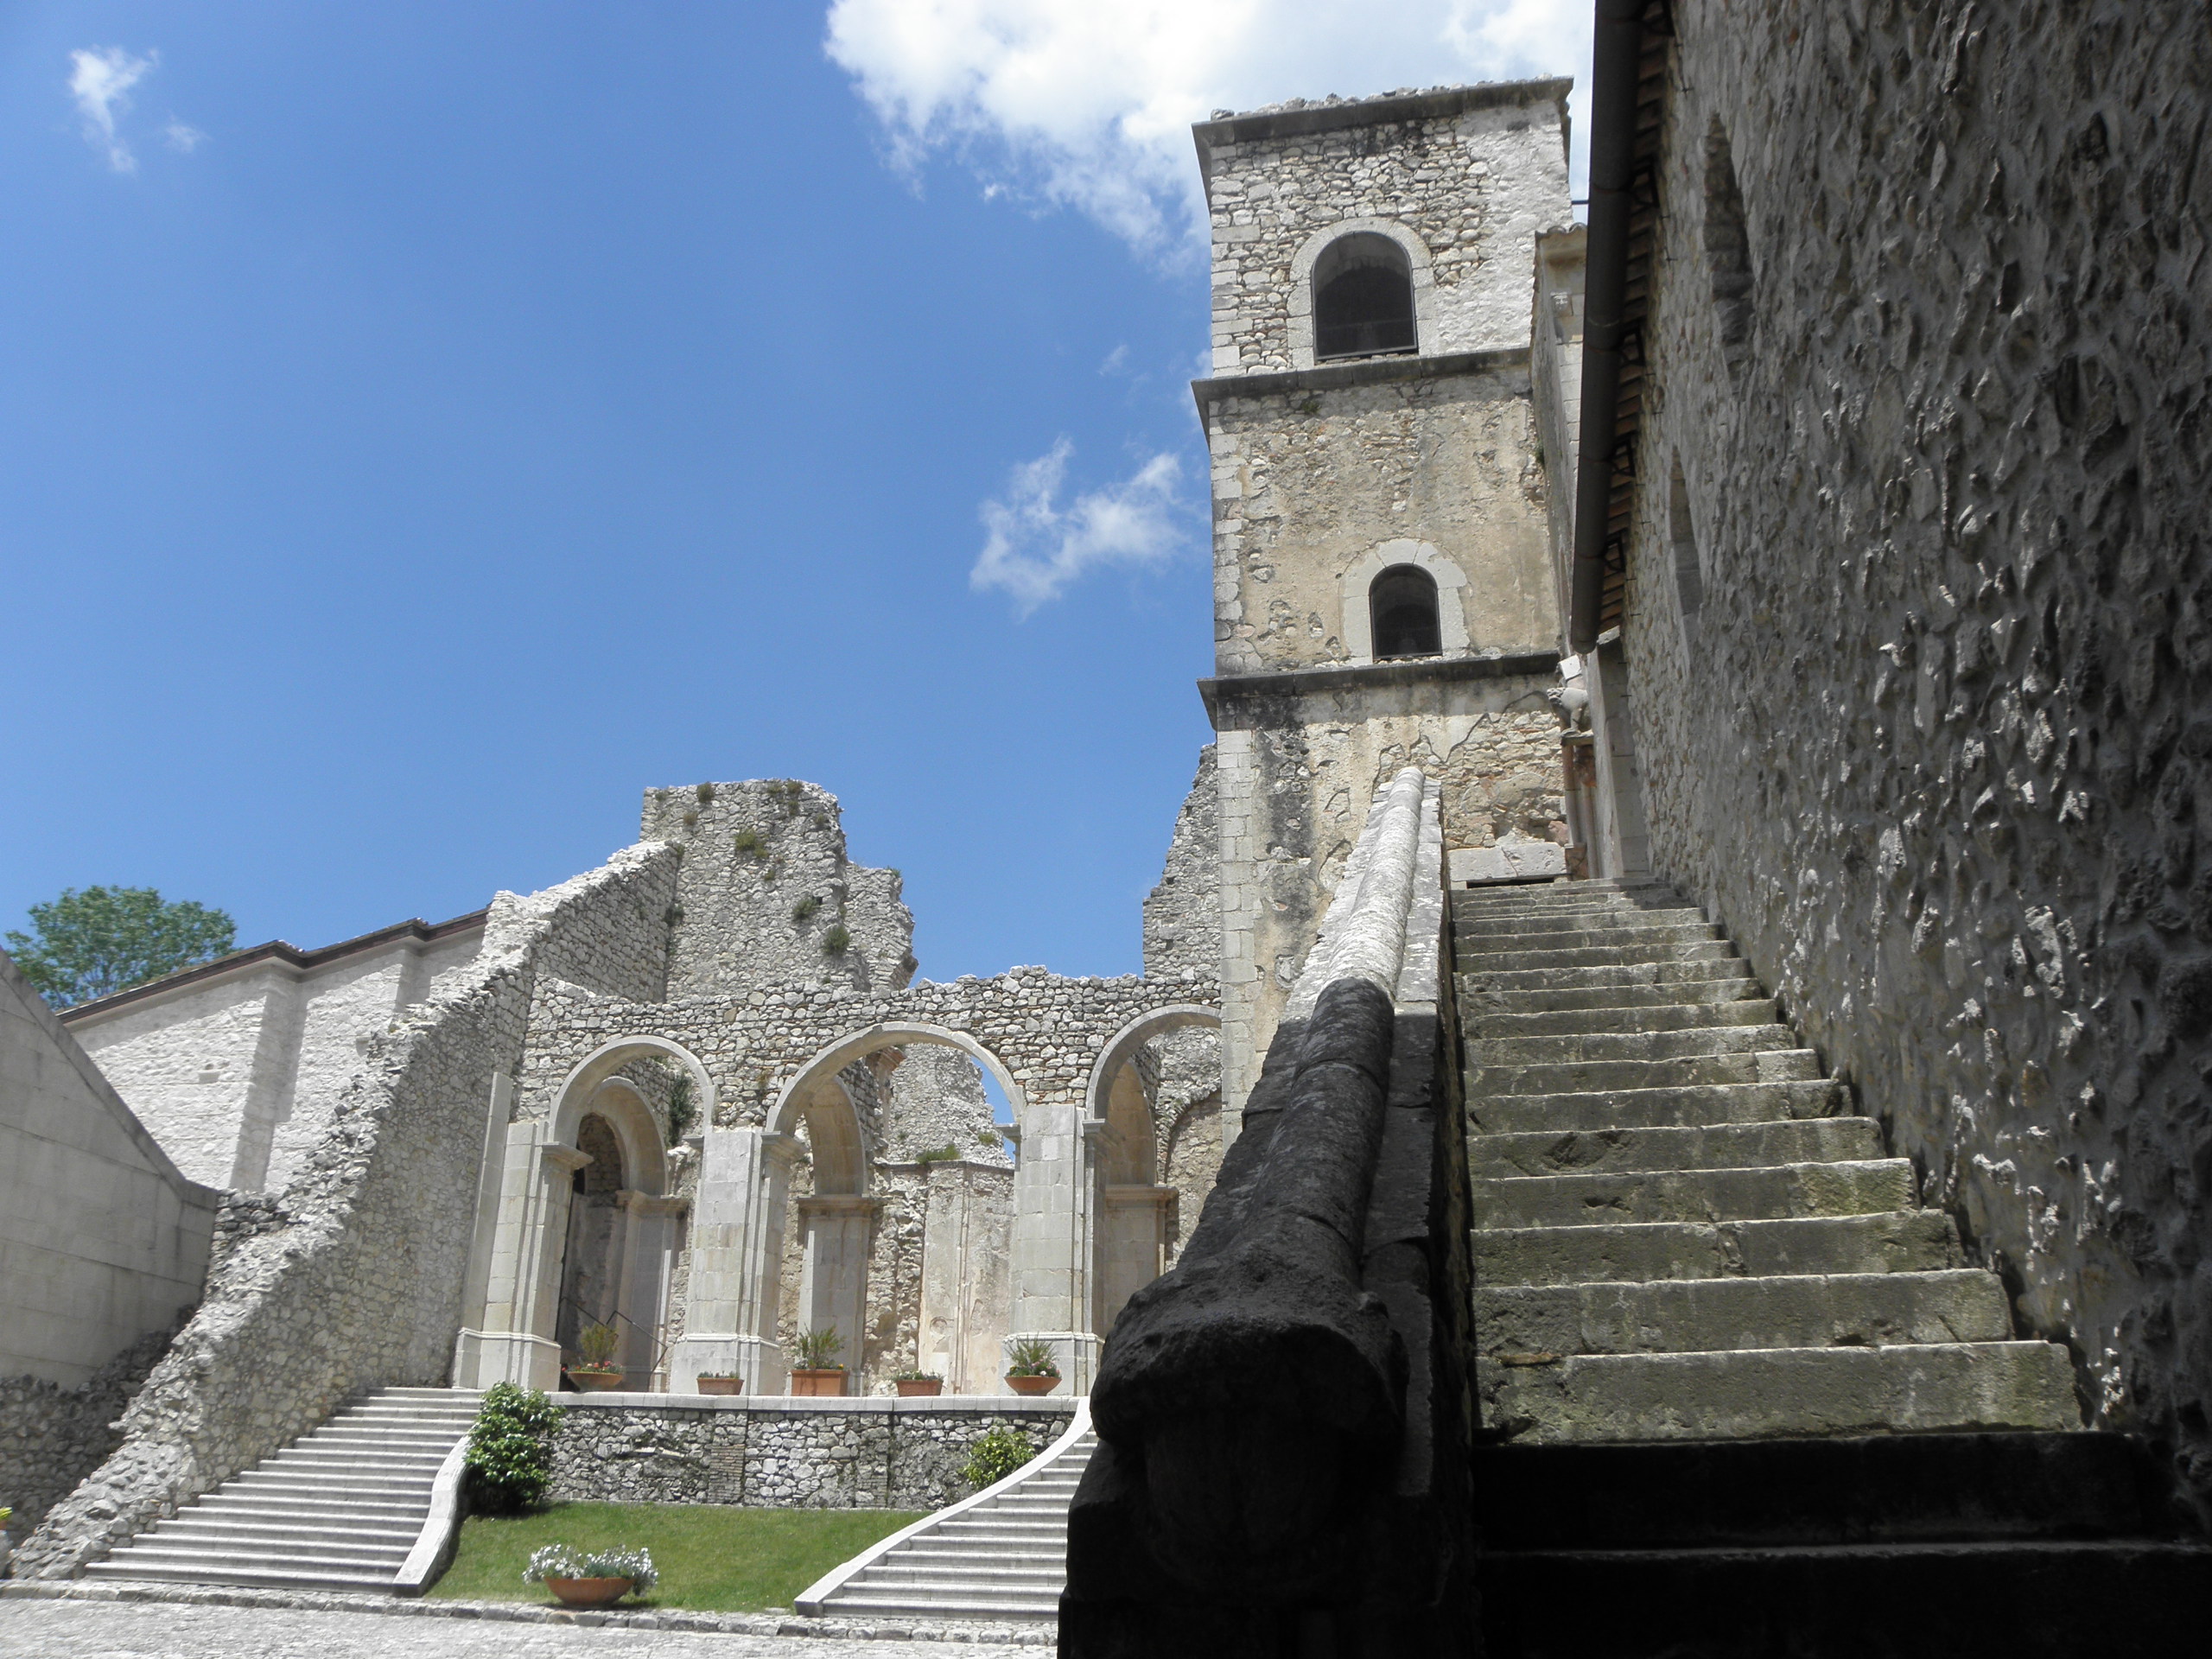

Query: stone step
[1473,1079,1848,1134]
[91,1540,410,1573]
[80,1559,400,1592]
[1475,1269,2014,1357]
[1454,916,1718,946]
[192,1495,429,1522]
[1477,1539,2212,1657]
[1469,1117,1885,1178]
[1467,1025,1802,1066]
[1471,1049,1824,1096]
[1471,1432,2190,1549]
[1478,1340,2081,1443]
[1474,1211,1964,1286]
[1472,1160,1917,1230]
[156,1530,422,1557]
[1458,939,1738,973]
[1464,959,1758,996]
[825,1590,1058,1618]
[865,1563,1066,1587]
[1465,998,1782,1038]
[267,1450,449,1472]
[1464,978,1764,1016]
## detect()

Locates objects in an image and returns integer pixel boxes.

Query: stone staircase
[82,1388,479,1592]
[1453,880,2212,1655]
[800,1419,1094,1622]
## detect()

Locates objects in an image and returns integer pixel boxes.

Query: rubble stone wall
[1613,0,2212,1499]
[13,843,680,1579]
[0,1327,174,1535]
[547,1397,1074,1511]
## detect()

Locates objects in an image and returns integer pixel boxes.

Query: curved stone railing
[1064,767,1471,1655]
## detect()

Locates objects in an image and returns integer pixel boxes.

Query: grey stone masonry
[1459,881,2080,1444]
[548,1395,1072,1512]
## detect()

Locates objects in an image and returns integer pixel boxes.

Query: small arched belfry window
[1313,233,1417,361]
[1370,564,1441,658]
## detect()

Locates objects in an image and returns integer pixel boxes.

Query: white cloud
[163,121,207,154]
[69,46,156,172]
[823,0,1590,257]
[971,440,1189,611]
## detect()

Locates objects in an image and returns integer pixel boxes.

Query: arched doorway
[1084,1006,1223,1336]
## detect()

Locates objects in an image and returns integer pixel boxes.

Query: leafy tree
[4,886,236,1008]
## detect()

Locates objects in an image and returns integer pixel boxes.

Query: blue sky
[2,2,1587,983]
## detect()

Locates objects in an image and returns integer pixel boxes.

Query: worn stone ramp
[1454,880,2212,1655]
[79,1388,478,1593]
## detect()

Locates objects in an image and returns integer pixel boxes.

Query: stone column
[613,1191,688,1389]
[671,1128,799,1395]
[1007,1090,1103,1392]
[455,1119,585,1391]
[1096,1185,1178,1336]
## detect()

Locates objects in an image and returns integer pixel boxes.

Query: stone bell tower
[1192,81,1577,1113]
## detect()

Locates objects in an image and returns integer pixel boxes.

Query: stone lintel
[1199,651,1562,729]
[1191,346,1535,416]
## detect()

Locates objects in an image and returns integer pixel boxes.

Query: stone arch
[767,1023,1029,1394]
[550,1034,714,1198]
[1340,539,1473,664]
[1084,1005,1221,1334]
[1288,217,1437,371]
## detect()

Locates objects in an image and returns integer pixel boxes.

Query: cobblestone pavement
[0,1599,1046,1658]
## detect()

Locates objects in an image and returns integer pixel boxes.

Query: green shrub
[962,1427,1037,1491]
[821,924,850,957]
[732,829,767,861]
[665,1075,696,1143]
[914,1143,961,1166]
[466,1383,564,1515]
[575,1321,620,1367]
[791,895,822,924]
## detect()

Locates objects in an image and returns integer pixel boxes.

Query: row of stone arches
[457,1006,1221,1398]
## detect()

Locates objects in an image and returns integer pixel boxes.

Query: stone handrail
[393,1434,470,1595]
[1064,768,1471,1653]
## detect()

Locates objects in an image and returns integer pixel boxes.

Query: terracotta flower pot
[791,1367,847,1397]
[545,1575,632,1607]
[568,1367,626,1392]
[894,1377,944,1398]
[696,1375,745,1395]
[1005,1373,1059,1396]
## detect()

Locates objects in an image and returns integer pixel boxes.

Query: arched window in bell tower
[1313,233,1417,360]
[1370,564,1441,658]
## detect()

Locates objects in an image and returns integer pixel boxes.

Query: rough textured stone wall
[14,843,679,1579]
[1209,369,1557,676]
[1142,748,1221,985]
[881,1045,1007,1165]
[1213,671,1563,1109]
[67,980,271,1192]
[0,1326,174,1534]
[643,780,915,1001]
[548,1400,1072,1510]
[1611,0,2212,1501]
[1202,83,1570,373]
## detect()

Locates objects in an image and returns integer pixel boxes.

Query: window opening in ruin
[1370,563,1443,658]
[1669,461,1705,645]
[554,1112,626,1385]
[1313,232,1416,360]
[1704,118,1754,382]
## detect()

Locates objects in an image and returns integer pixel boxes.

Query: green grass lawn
[429,1503,925,1612]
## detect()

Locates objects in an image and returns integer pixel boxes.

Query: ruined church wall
[14,843,679,1578]
[1613,0,2212,1497]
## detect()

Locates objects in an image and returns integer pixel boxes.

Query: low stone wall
[548,1395,1074,1511]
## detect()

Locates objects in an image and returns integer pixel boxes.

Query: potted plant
[695,1371,745,1396]
[0,1506,13,1573]
[524,1542,658,1608]
[1003,1338,1061,1396]
[790,1326,847,1396]
[893,1370,944,1398]
[565,1320,626,1391]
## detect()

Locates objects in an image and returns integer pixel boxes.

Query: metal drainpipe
[1569,0,1649,652]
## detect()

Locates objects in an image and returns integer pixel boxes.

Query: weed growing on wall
[791,895,822,924]
[821,924,850,957]
[466,1384,564,1515]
